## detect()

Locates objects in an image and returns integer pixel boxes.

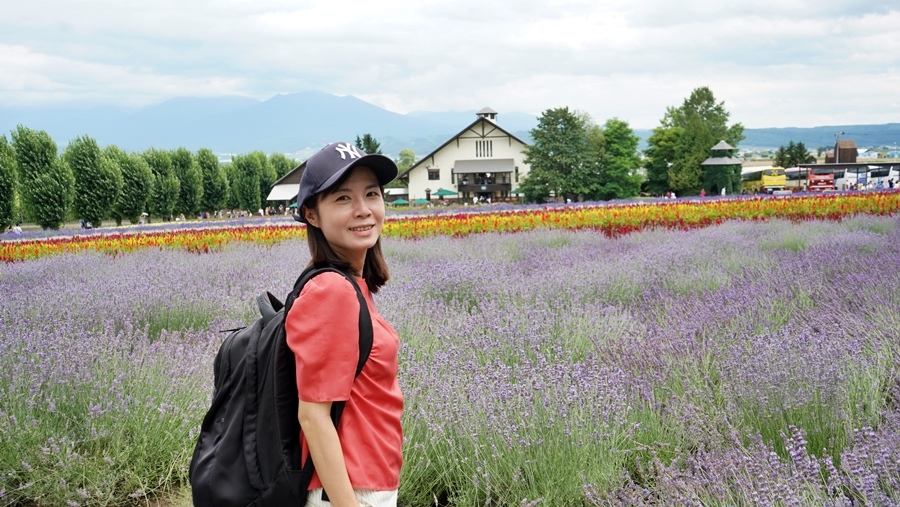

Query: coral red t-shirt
[285,271,403,491]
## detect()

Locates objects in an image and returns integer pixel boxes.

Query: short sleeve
[285,272,361,402]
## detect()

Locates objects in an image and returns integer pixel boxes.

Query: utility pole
[835,131,844,164]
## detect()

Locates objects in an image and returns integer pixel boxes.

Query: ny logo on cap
[335,143,362,160]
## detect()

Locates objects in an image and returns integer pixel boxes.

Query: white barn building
[399,107,531,203]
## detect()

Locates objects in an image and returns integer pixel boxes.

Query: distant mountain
[0,92,460,156]
[739,124,900,150]
[1,93,897,158]
[631,126,900,152]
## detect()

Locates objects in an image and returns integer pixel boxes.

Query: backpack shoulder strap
[256,291,283,325]
[289,266,373,377]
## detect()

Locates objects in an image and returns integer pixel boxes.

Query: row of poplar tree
[0,125,297,231]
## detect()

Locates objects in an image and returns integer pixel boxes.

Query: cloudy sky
[1,0,897,129]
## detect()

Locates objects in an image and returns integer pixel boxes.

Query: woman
[286,142,403,507]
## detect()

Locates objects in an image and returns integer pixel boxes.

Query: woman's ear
[302,206,319,227]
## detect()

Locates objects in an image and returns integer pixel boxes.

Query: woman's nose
[354,198,372,216]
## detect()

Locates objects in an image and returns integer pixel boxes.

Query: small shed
[824,139,857,164]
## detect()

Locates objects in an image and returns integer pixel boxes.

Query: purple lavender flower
[2,215,899,505]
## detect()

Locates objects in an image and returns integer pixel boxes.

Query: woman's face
[304,166,385,270]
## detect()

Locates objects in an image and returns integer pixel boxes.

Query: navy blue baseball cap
[294,142,398,223]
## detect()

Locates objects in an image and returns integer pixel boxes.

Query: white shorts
[305,488,398,507]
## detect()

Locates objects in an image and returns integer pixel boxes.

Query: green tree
[773,145,788,168]
[521,107,595,202]
[198,148,229,213]
[647,87,744,195]
[581,124,606,201]
[773,141,815,169]
[64,135,122,228]
[10,126,56,189]
[355,134,382,154]
[231,153,262,212]
[29,159,74,230]
[155,173,180,220]
[143,148,179,220]
[0,135,17,231]
[172,147,203,218]
[643,126,683,196]
[106,146,153,225]
[10,125,73,229]
[268,153,295,180]
[593,118,642,200]
[250,151,276,210]
[669,114,715,195]
[396,148,415,172]
[224,160,239,210]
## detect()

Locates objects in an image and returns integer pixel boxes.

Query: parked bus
[784,168,806,191]
[784,167,835,191]
[835,166,899,189]
[868,166,899,188]
[741,168,786,194]
[806,172,835,191]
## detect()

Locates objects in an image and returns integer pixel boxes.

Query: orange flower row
[3,192,898,263]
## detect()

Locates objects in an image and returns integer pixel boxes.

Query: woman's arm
[298,400,360,507]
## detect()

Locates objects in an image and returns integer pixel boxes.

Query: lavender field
[2,215,899,506]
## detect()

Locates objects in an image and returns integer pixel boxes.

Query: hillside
[1,93,897,156]
[739,124,900,150]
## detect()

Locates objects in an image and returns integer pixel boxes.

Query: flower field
[1,194,899,506]
[3,192,900,263]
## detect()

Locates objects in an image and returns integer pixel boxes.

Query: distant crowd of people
[131,205,293,225]
[843,178,895,191]
[196,205,290,220]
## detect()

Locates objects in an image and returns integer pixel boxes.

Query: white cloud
[0,0,897,127]
[0,44,251,108]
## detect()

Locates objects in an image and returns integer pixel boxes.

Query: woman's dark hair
[302,174,390,293]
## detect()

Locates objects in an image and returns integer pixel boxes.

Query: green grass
[0,342,208,506]
[141,305,217,342]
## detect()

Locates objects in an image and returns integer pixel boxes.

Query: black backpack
[189,265,373,507]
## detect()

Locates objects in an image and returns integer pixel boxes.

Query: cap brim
[316,153,398,194]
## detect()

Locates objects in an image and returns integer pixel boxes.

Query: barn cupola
[476,107,498,122]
